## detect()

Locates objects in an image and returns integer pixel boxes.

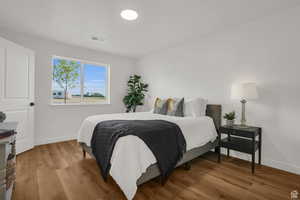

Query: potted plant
[223,111,235,126]
[0,112,6,123]
[123,75,148,112]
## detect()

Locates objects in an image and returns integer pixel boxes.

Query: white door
[0,36,35,154]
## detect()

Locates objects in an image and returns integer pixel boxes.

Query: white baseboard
[263,158,300,175]
[220,149,300,175]
[35,135,77,146]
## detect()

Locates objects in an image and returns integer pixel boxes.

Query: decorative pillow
[198,98,208,116]
[167,98,184,117]
[184,98,208,117]
[153,98,168,115]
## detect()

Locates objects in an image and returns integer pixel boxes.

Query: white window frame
[51,55,110,106]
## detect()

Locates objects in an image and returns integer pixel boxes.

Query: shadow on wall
[251,82,300,170]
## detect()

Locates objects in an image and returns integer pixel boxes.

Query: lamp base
[240,99,247,126]
[235,124,249,129]
[241,119,247,126]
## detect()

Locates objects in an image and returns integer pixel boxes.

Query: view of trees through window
[52,57,108,104]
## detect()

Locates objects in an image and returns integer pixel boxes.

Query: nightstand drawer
[221,137,259,154]
[220,127,258,138]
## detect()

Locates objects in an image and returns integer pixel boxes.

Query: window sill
[50,102,110,107]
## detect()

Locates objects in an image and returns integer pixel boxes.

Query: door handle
[29,102,35,107]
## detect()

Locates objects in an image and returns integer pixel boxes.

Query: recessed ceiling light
[120,9,138,21]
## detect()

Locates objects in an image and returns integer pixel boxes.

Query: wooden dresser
[0,122,17,200]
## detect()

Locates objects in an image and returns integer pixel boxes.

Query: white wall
[0,29,136,145]
[137,6,300,174]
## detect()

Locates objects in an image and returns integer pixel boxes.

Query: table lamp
[231,82,258,126]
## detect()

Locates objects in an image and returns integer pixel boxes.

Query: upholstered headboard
[206,104,222,132]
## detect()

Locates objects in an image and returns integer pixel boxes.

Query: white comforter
[77,112,217,200]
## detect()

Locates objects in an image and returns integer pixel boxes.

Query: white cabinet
[0,122,17,200]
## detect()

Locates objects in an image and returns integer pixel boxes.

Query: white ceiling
[0,0,299,58]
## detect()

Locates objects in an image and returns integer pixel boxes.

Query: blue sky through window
[52,58,107,96]
[84,63,106,96]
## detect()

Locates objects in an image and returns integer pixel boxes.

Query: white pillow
[198,98,208,116]
[184,98,208,117]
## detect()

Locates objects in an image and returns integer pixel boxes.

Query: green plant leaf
[123,74,148,112]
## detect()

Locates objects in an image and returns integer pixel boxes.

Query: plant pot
[226,119,234,126]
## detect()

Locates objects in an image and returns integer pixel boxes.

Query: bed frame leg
[183,162,191,170]
[160,176,167,186]
[83,149,86,158]
[215,146,221,163]
[216,131,221,163]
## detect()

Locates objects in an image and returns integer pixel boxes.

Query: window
[52,56,109,105]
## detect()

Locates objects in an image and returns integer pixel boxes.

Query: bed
[77,104,221,199]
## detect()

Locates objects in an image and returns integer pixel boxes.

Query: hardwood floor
[13,140,300,200]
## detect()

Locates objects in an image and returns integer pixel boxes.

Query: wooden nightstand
[219,125,262,173]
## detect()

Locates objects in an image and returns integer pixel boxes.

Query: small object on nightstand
[219,124,262,173]
[223,111,236,126]
[231,83,258,126]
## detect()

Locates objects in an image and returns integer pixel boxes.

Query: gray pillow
[166,98,184,117]
[153,98,168,115]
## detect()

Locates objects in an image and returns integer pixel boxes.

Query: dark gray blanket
[91,120,186,181]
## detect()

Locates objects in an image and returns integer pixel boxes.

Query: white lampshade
[231,82,258,100]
